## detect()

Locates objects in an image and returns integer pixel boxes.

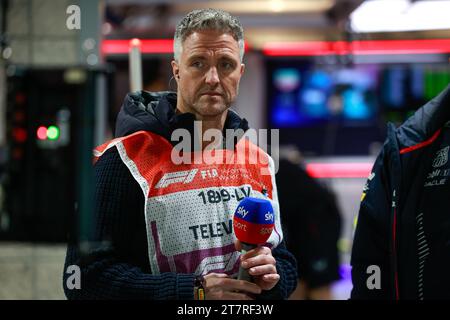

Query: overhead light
[351,0,450,33]
[175,0,334,14]
[269,0,286,12]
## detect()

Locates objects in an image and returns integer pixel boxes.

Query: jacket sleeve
[63,148,195,300]
[350,147,394,299]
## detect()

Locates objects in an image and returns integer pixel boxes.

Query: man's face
[172,29,245,118]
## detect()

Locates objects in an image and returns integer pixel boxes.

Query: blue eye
[221,61,235,70]
[192,61,204,68]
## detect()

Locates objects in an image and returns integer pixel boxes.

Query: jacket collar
[396,84,450,149]
[115,91,249,148]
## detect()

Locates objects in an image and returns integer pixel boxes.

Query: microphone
[233,196,275,282]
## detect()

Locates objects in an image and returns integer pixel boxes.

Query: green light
[47,126,60,140]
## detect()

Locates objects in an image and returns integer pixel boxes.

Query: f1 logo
[155,169,198,189]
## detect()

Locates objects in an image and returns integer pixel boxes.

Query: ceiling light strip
[305,162,373,179]
[102,39,252,55]
[262,39,450,56]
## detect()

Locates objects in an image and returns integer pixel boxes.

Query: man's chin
[195,103,229,117]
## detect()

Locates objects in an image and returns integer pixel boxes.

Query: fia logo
[432,146,449,168]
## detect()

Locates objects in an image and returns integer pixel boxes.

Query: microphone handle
[238,242,257,282]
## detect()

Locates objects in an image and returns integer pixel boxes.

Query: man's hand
[203,273,262,300]
[235,240,280,291]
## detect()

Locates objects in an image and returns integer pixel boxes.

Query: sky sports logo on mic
[235,203,274,223]
[233,197,275,245]
[236,206,249,219]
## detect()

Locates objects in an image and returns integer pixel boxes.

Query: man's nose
[205,67,219,86]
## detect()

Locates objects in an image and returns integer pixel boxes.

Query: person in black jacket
[276,147,341,300]
[63,8,297,300]
[351,84,450,299]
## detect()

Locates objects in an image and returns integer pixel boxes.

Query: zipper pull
[392,189,396,208]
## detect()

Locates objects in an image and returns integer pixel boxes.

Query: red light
[37,126,47,140]
[102,39,252,55]
[262,39,450,56]
[305,163,373,178]
[102,39,174,55]
[102,38,450,56]
[12,128,27,143]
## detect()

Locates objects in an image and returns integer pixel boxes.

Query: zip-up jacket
[351,85,450,299]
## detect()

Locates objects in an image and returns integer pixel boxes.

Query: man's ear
[171,60,180,80]
[240,63,245,76]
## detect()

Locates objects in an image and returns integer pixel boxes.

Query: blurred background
[0,0,449,299]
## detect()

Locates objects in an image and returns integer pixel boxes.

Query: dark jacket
[277,158,341,289]
[63,91,298,300]
[351,85,450,299]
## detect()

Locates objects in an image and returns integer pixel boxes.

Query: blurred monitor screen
[268,62,379,128]
[266,60,450,155]
[267,61,450,128]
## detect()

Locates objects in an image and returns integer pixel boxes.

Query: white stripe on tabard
[116,142,149,198]
[267,153,283,247]
[93,138,123,158]
[168,256,177,273]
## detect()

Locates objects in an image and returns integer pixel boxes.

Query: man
[351,84,450,299]
[276,147,341,300]
[63,8,297,300]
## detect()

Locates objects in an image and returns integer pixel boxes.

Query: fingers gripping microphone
[233,197,275,281]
